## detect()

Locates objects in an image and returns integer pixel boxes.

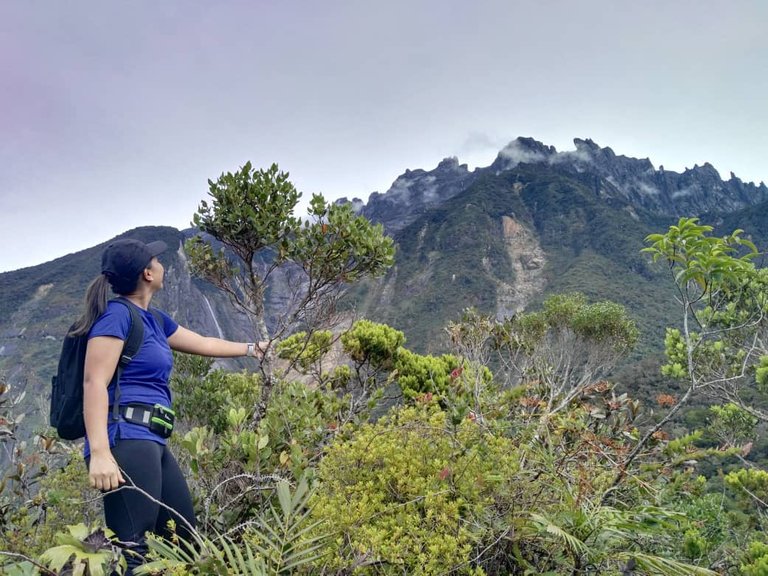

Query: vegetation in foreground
[1,162,767,575]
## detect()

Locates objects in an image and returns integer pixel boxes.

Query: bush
[309,403,521,575]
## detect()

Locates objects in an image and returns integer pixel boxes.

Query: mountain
[347,137,767,352]
[2,137,766,446]
[349,137,767,234]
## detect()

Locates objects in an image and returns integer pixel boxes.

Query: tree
[447,293,639,420]
[186,162,395,407]
[604,217,766,498]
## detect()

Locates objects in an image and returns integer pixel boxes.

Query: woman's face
[147,257,165,290]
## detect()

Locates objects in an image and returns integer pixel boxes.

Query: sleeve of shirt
[156,309,179,339]
[88,302,131,341]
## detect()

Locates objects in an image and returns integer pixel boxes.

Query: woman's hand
[89,449,125,491]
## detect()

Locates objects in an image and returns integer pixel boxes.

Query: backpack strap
[109,298,146,422]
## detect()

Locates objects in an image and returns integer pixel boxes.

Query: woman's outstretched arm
[167,326,267,358]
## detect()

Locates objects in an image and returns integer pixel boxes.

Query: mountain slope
[351,164,680,354]
[348,136,766,354]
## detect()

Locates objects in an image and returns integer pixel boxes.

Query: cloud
[420,175,439,203]
[386,176,414,205]
[458,132,509,168]
[498,140,549,167]
[671,186,696,200]
[635,181,660,196]
[550,148,593,165]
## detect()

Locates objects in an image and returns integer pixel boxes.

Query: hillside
[348,137,762,337]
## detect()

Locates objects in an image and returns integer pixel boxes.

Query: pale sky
[2,0,766,273]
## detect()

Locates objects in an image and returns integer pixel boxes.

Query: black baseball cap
[101,239,167,281]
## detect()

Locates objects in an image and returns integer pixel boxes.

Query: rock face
[359,156,477,233]
[364,136,767,230]
[496,216,547,317]
[563,138,768,215]
[154,233,254,346]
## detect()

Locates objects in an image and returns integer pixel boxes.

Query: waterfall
[202,295,225,339]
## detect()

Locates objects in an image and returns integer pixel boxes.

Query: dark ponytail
[69,275,111,336]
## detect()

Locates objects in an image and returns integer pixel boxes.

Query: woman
[75,238,265,573]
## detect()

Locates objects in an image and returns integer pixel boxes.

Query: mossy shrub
[309,403,521,575]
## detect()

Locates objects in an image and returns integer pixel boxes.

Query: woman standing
[76,238,265,574]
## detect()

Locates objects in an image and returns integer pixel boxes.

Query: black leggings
[98,439,196,574]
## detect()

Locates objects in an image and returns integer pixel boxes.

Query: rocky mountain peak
[360,156,477,232]
[492,137,557,171]
[358,135,767,233]
[435,156,469,173]
[571,138,655,174]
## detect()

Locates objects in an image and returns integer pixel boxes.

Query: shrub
[310,403,521,575]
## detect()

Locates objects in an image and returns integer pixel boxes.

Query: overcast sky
[1,1,766,273]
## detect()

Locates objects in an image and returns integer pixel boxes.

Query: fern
[625,552,717,576]
[135,533,265,575]
[134,476,327,575]
[528,513,587,555]
[250,476,328,573]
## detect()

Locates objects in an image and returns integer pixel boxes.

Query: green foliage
[138,530,268,575]
[643,217,757,289]
[725,469,768,513]
[260,380,343,476]
[7,309,767,574]
[1,417,100,562]
[275,330,333,372]
[40,523,126,576]
[708,403,757,448]
[449,293,638,419]
[310,404,520,574]
[289,195,395,288]
[741,541,768,576]
[757,356,768,391]
[193,162,302,264]
[519,506,717,576]
[175,368,341,530]
[660,328,689,379]
[137,478,326,576]
[681,528,708,561]
[187,162,395,352]
[244,476,328,573]
[309,392,721,575]
[171,353,262,434]
[539,292,639,351]
[393,348,464,399]
[340,319,404,368]
[645,219,768,435]
[627,218,768,505]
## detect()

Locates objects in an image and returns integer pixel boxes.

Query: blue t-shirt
[84,300,179,456]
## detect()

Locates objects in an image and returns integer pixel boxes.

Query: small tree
[641,218,765,417]
[186,162,395,408]
[447,293,639,420]
[604,217,766,499]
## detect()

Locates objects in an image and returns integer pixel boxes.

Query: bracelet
[246,343,256,357]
